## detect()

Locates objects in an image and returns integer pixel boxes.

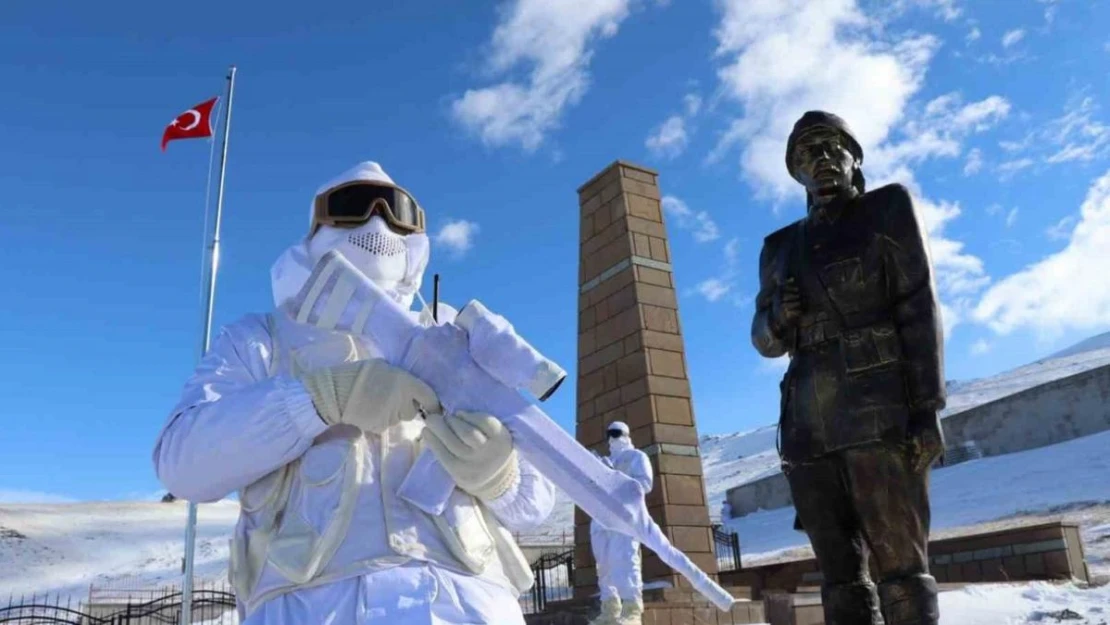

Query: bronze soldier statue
[751,111,946,625]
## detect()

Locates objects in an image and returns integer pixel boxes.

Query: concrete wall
[940,362,1110,460]
[726,471,792,519]
[720,521,1089,595]
[724,362,1110,519]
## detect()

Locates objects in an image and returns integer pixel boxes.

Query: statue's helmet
[785,110,865,183]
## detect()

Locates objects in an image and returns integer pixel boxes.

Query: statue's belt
[795,315,895,350]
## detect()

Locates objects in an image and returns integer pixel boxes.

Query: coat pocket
[432,490,498,574]
[840,322,902,374]
[268,435,363,584]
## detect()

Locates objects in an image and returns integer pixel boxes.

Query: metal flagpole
[180,64,237,625]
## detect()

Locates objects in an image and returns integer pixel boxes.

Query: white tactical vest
[227,312,533,616]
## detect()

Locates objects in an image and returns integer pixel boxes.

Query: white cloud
[646,115,689,158]
[1038,0,1060,25]
[661,195,720,242]
[1044,97,1110,163]
[759,354,791,374]
[449,0,637,151]
[696,278,731,302]
[1046,215,1076,241]
[709,0,941,202]
[997,157,1036,178]
[927,0,961,21]
[886,0,962,22]
[963,148,983,175]
[966,27,981,43]
[974,169,1110,337]
[994,94,1110,168]
[970,339,992,355]
[693,238,744,305]
[999,138,1030,153]
[1001,29,1025,48]
[707,0,1004,335]
[434,219,480,257]
[684,93,703,117]
[646,91,704,159]
[988,204,1019,228]
[0,488,76,504]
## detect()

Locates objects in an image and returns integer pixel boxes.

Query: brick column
[573,160,718,598]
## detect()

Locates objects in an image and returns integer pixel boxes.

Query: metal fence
[3,552,577,623]
[520,549,574,615]
[0,587,238,625]
[713,525,742,573]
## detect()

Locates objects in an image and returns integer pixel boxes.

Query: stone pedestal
[573,160,718,596]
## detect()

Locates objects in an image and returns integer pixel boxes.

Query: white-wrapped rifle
[286,250,736,612]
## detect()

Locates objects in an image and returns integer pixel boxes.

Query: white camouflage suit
[589,421,654,625]
[153,162,556,625]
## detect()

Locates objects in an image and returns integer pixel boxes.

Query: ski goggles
[607,429,625,439]
[312,181,426,235]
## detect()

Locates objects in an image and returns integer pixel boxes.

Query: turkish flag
[161,97,219,151]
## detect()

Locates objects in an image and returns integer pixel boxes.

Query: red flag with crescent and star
[161,97,219,151]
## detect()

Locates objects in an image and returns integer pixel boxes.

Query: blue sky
[1,0,1109,502]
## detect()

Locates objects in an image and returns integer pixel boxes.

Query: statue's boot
[878,574,940,625]
[617,596,644,625]
[588,597,622,625]
[821,580,883,625]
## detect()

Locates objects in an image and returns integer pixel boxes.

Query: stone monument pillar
[574,160,718,596]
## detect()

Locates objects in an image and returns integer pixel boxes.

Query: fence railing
[3,552,578,623]
[713,524,742,573]
[520,548,574,615]
[0,587,238,625]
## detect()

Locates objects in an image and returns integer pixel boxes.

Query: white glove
[300,359,441,434]
[422,410,519,501]
[592,450,614,469]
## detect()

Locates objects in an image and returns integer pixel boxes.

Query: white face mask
[307,216,416,301]
[609,435,633,456]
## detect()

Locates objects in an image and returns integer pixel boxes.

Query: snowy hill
[698,425,782,515]
[0,500,238,601]
[939,343,1110,417]
[706,336,1110,502]
[1048,330,1110,360]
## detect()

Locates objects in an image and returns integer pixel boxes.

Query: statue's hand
[772,278,802,333]
[906,417,944,473]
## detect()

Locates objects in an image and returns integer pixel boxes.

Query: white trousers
[242,563,526,625]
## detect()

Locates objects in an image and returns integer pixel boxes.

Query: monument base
[526,587,765,625]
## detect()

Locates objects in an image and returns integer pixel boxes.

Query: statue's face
[790,127,857,200]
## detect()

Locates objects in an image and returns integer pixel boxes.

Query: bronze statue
[751,111,946,625]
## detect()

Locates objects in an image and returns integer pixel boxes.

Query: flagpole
[181,64,236,625]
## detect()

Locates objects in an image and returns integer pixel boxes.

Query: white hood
[270,162,430,310]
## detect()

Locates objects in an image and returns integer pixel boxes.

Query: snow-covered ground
[725,428,1110,580]
[0,500,238,602]
[938,582,1110,625]
[4,429,1108,617]
[3,335,1110,622]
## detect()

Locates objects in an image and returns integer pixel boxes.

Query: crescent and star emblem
[179,110,201,131]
